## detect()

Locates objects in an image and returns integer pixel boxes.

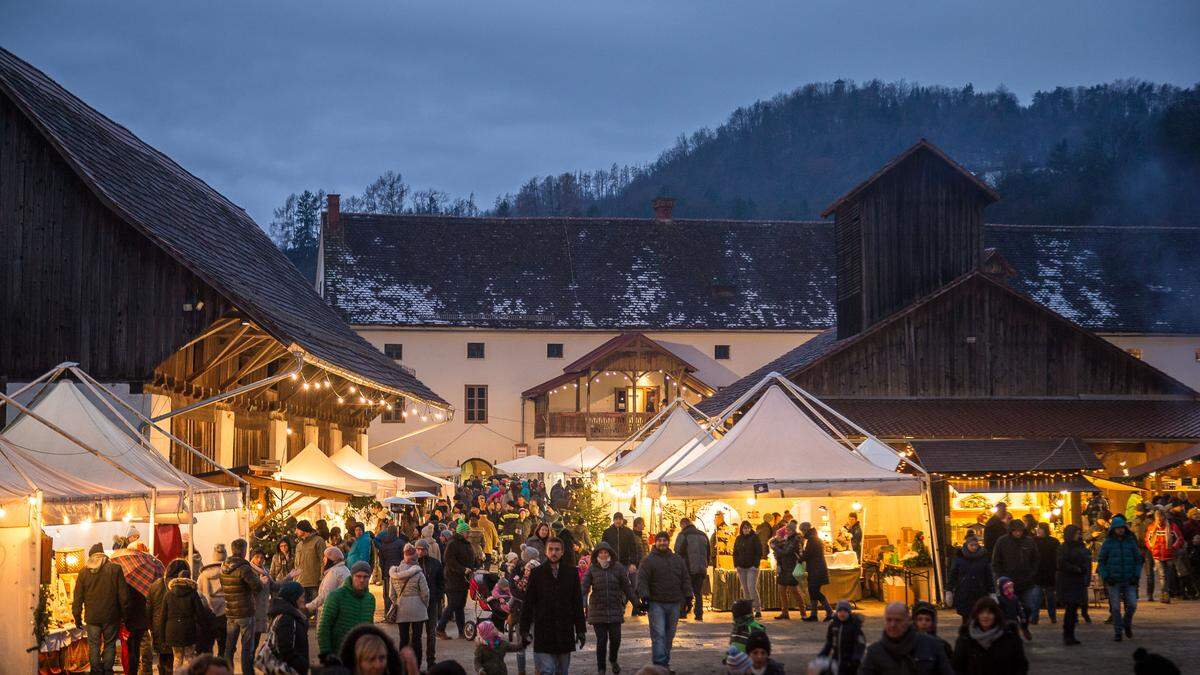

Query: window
[547,343,564,358]
[465,385,488,423]
[381,397,406,423]
[467,342,485,359]
[714,344,731,360]
[1125,348,1143,360]
[384,343,403,360]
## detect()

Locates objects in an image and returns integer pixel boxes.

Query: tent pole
[187,487,195,568]
[920,477,945,603]
[149,488,157,559]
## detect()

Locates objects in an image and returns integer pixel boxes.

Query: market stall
[599,403,712,514]
[331,444,404,498]
[380,461,455,500]
[387,445,459,478]
[644,375,936,607]
[494,455,577,475]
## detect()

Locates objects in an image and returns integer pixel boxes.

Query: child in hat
[995,577,1031,641]
[745,631,784,675]
[472,620,522,675]
[819,599,864,674]
[728,599,767,654]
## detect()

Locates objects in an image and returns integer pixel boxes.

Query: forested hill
[496,80,1200,225]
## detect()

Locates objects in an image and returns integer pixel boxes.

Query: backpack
[254,614,298,675]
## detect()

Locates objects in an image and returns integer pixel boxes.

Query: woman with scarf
[952,596,1028,674]
[732,520,764,618]
[525,522,552,562]
[947,534,992,623]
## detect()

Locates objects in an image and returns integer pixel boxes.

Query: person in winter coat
[819,600,865,675]
[911,601,952,661]
[859,602,952,675]
[743,631,785,675]
[1031,523,1060,624]
[414,539,444,670]
[801,526,833,622]
[269,538,294,582]
[336,623,403,675]
[601,512,642,571]
[1098,514,1143,641]
[673,518,712,620]
[266,581,310,674]
[293,521,327,602]
[524,521,552,562]
[637,531,693,670]
[727,599,766,655]
[219,538,264,675]
[158,564,210,667]
[989,519,1039,623]
[318,561,378,659]
[308,546,351,621]
[109,545,161,675]
[755,514,777,559]
[148,558,188,674]
[473,619,523,675]
[436,523,478,639]
[73,543,129,675]
[375,526,408,614]
[982,504,1009,552]
[581,541,635,674]
[947,534,992,621]
[389,544,432,665]
[993,577,1030,641]
[732,521,764,616]
[346,523,376,570]
[951,596,1027,675]
[1056,524,1091,646]
[1145,508,1184,603]
[195,543,227,657]
[519,537,587,675]
[770,521,803,620]
[248,548,273,652]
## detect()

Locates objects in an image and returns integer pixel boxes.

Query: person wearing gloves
[581,541,635,674]
[307,546,350,621]
[317,561,377,662]
[519,537,586,675]
[1097,514,1143,641]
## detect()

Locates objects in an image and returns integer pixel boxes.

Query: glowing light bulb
[1052,508,1062,516]
[420,415,429,422]
[851,502,862,511]
[302,382,310,390]
[0,507,6,518]
[290,373,298,381]
[122,513,132,523]
[337,397,344,404]
[746,496,756,505]
[28,496,38,505]
[285,427,293,435]
[435,412,444,420]
[359,396,367,404]
[348,385,357,393]
[1055,499,1065,508]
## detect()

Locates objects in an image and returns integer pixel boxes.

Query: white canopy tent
[605,405,712,478]
[559,445,608,473]
[277,444,376,497]
[330,445,403,498]
[389,445,458,477]
[857,437,908,472]
[646,385,922,498]
[495,455,577,475]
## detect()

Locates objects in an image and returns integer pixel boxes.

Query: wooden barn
[0,47,449,475]
[701,140,1200,555]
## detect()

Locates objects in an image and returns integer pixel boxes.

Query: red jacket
[1144,521,1184,561]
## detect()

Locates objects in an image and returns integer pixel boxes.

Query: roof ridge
[985,222,1200,231]
[341,212,830,226]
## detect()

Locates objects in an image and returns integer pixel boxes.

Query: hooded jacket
[219,555,263,620]
[803,531,830,586]
[293,532,327,587]
[376,530,407,575]
[1055,525,1091,605]
[674,523,712,575]
[1097,515,1143,585]
[196,561,225,616]
[335,624,401,674]
[820,613,866,670]
[581,542,634,624]
[159,577,210,647]
[388,561,431,623]
[72,551,129,627]
[948,542,993,616]
[267,596,309,674]
[636,545,692,604]
[990,523,1039,592]
[951,621,1028,675]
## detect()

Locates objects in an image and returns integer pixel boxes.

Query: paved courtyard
[310,590,1195,673]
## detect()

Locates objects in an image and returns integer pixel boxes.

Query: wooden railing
[535,412,655,440]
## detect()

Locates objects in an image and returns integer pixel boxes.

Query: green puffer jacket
[316,579,376,655]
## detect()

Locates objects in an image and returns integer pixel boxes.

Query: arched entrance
[459,457,495,481]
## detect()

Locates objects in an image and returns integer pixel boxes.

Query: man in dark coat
[756,513,777,559]
[73,543,129,675]
[435,523,478,639]
[859,602,953,675]
[519,537,586,675]
[219,538,263,675]
[415,539,444,670]
[1056,524,1091,645]
[1032,523,1060,625]
[376,526,408,613]
[948,534,993,619]
[601,512,642,570]
[673,518,711,620]
[990,519,1039,623]
[637,531,692,670]
[983,503,1009,552]
[802,526,833,621]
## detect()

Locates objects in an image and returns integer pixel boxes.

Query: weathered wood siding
[0,92,227,380]
[797,275,1193,398]
[835,148,987,338]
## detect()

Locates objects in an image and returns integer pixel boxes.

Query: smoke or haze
[2,1,1198,225]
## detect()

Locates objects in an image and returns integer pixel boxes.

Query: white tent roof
[330,445,399,482]
[649,385,921,498]
[857,438,905,472]
[0,434,125,501]
[606,406,711,477]
[560,445,609,473]
[277,444,375,497]
[390,446,458,477]
[2,383,239,513]
[495,456,577,475]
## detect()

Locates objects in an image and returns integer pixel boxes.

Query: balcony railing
[535,412,655,440]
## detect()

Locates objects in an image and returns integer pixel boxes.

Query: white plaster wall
[1100,334,1200,392]
[356,329,818,470]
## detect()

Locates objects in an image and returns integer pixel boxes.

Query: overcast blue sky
[3,1,1198,225]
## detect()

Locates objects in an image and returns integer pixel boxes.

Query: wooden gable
[794,273,1194,399]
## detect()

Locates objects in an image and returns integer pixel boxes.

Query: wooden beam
[218,343,288,390]
[186,326,255,384]
[178,317,240,352]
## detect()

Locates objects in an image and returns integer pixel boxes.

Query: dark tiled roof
[323,212,1200,338]
[0,48,446,407]
[322,213,836,330]
[698,329,841,415]
[821,399,1200,442]
[910,438,1102,473]
[522,332,705,398]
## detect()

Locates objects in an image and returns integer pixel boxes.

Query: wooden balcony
[535,411,655,440]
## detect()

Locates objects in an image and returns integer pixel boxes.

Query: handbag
[253,615,298,675]
[385,575,413,623]
[792,561,807,579]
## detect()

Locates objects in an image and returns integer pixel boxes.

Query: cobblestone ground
[308,588,1196,674]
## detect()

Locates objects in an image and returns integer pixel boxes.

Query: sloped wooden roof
[0,47,447,407]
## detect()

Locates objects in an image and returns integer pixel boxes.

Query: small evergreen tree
[565,479,611,545]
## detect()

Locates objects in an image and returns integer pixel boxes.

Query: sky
[3,1,1199,227]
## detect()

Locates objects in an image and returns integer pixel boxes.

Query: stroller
[461,571,500,640]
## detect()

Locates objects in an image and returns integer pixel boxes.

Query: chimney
[322,193,342,241]
[651,197,676,221]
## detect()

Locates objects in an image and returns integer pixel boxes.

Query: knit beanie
[415,538,431,550]
[456,521,471,534]
[731,598,753,620]
[835,599,853,614]
[213,543,227,562]
[744,630,770,655]
[521,545,540,563]
[88,542,105,556]
[505,552,518,564]
[278,581,304,604]
[441,529,454,541]
[350,561,372,575]
[324,546,344,562]
[476,620,500,645]
[725,646,751,673]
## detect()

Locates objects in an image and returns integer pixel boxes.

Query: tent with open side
[330,444,403,497]
[277,444,376,497]
[380,461,454,498]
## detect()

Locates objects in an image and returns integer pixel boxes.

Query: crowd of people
[67,478,1193,675]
